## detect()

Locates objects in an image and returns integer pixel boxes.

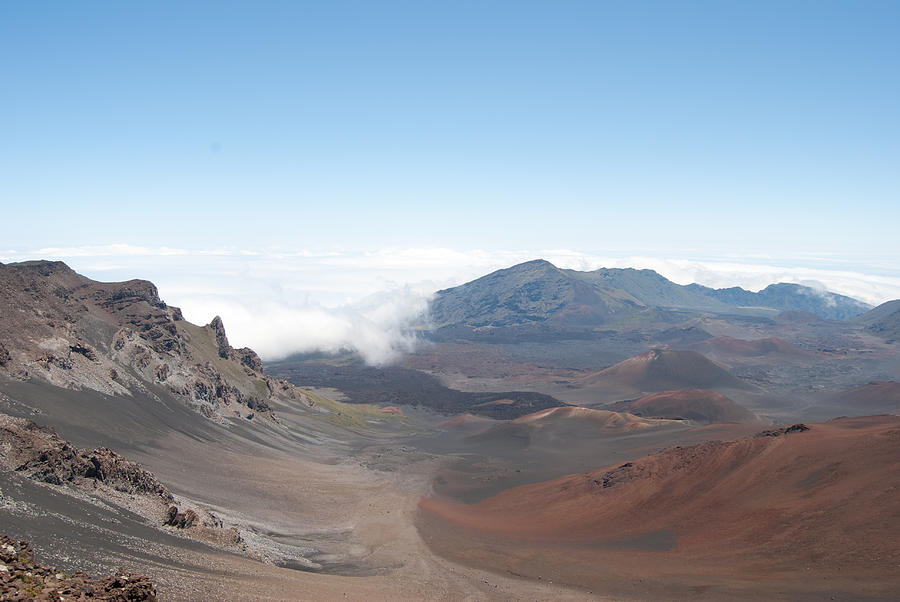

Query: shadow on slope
[266,358,567,420]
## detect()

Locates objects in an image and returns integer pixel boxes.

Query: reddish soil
[703,336,813,359]
[436,413,498,438]
[511,406,663,430]
[580,349,744,395]
[626,388,758,424]
[420,415,900,599]
[831,381,900,411]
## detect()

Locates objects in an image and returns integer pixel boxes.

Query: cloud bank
[3,245,899,364]
[174,286,431,366]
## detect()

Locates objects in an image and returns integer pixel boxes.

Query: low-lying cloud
[3,245,899,365]
[174,285,432,366]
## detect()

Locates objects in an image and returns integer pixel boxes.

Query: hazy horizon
[3,244,898,364]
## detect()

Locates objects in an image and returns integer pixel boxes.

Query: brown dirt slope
[829,381,900,413]
[421,415,900,597]
[511,406,668,430]
[619,388,758,424]
[464,407,675,451]
[581,349,746,394]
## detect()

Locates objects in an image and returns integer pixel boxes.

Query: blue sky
[2,1,899,359]
[3,1,898,252]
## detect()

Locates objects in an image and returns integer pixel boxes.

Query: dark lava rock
[209,316,231,359]
[0,414,173,502]
[756,423,810,437]
[236,347,263,372]
[164,506,198,529]
[154,363,170,382]
[593,462,636,489]
[0,533,157,601]
[68,342,98,362]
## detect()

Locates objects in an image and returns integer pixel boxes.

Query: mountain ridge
[428,260,871,337]
[853,299,900,342]
[0,260,304,422]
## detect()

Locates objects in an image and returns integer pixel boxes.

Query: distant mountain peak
[515,258,556,268]
[428,259,642,332]
[427,260,871,339]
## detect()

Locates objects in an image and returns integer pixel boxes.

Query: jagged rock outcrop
[207,316,264,371]
[165,505,198,529]
[236,347,264,372]
[755,423,809,437]
[0,260,301,421]
[0,533,157,601]
[0,412,243,550]
[209,315,231,359]
[0,414,173,502]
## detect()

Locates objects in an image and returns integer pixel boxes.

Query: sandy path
[131,429,602,601]
[154,474,601,601]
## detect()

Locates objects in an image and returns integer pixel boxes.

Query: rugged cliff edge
[0,260,304,421]
[0,412,243,551]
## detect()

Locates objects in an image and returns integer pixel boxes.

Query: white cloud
[174,286,431,365]
[3,245,899,364]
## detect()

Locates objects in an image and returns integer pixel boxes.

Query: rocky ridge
[0,412,242,550]
[0,261,308,421]
[428,259,871,338]
[0,413,172,500]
